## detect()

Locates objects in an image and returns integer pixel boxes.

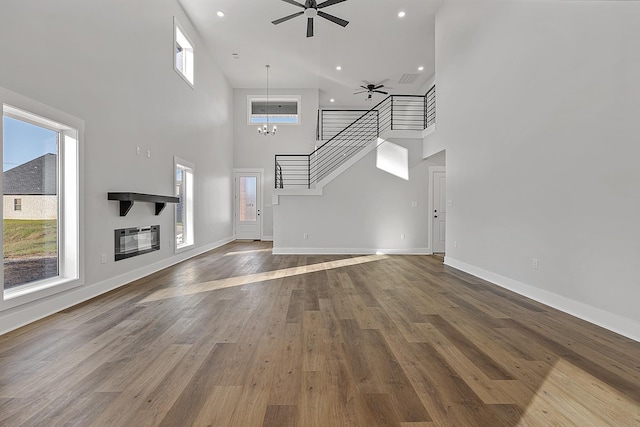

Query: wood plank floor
[1,241,639,426]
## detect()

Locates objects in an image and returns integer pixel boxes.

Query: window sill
[175,243,195,254]
[1,275,83,312]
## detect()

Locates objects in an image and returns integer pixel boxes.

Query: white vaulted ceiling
[178,0,441,108]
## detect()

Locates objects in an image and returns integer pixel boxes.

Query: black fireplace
[114,225,160,261]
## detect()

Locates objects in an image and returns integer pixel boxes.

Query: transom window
[247,96,301,125]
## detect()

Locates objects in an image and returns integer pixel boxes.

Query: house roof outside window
[3,153,57,195]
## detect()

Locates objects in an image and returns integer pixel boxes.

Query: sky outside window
[3,116,58,171]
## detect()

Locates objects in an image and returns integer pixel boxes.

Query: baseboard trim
[0,236,234,336]
[273,247,432,255]
[444,256,640,342]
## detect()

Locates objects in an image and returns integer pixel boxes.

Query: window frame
[174,156,195,253]
[247,95,301,126]
[0,87,83,311]
[13,198,21,211]
[173,17,195,87]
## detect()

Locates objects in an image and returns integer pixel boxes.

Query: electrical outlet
[136,146,141,155]
[532,258,539,270]
[454,241,457,248]
[411,201,418,207]
[146,150,151,158]
[101,254,107,264]
[303,233,308,239]
[401,233,406,240]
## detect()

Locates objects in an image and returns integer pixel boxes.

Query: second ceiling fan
[354,81,389,100]
[272,0,349,38]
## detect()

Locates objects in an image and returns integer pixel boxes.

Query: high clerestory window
[247,95,301,125]
[174,18,194,87]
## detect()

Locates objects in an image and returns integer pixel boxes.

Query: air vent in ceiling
[398,74,420,84]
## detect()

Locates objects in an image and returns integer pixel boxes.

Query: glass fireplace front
[114,225,159,261]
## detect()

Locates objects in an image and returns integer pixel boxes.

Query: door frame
[428,165,446,254]
[233,168,264,240]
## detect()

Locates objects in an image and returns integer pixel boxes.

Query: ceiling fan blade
[272,11,304,25]
[375,90,389,95]
[373,84,384,90]
[317,0,348,8]
[280,0,306,8]
[307,17,314,37]
[317,10,349,27]
[353,90,367,94]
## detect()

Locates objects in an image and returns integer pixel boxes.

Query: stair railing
[275,88,434,189]
[425,85,436,127]
[275,161,283,189]
[318,109,370,141]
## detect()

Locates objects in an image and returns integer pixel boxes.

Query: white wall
[233,88,318,239]
[0,0,234,333]
[436,1,640,339]
[273,138,431,254]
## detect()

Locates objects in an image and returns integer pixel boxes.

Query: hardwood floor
[1,241,639,426]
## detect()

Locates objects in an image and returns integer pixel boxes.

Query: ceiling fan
[354,81,389,100]
[272,0,349,38]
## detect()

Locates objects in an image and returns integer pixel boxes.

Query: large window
[174,18,194,87]
[174,157,194,252]
[247,95,301,125]
[1,97,80,304]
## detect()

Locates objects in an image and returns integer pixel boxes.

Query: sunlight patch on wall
[376,141,408,180]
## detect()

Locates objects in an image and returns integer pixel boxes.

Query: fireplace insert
[114,225,160,261]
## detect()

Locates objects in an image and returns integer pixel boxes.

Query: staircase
[275,85,435,191]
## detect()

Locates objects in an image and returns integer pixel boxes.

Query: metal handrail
[275,161,283,189]
[425,85,436,127]
[276,89,435,189]
[319,109,370,141]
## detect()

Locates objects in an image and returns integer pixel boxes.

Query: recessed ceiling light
[217,11,225,17]
[398,11,406,18]
[336,66,342,71]
[418,66,424,71]
[330,98,335,103]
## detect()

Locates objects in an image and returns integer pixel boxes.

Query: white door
[234,171,262,240]
[432,171,446,253]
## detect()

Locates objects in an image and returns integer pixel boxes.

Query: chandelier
[258,64,277,136]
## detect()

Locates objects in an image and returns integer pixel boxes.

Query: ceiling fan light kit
[272,0,349,38]
[353,81,390,100]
